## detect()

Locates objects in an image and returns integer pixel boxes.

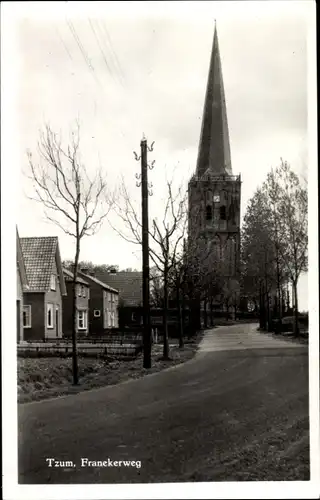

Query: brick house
[95,270,143,328]
[78,270,119,335]
[62,268,90,337]
[20,237,67,340]
[17,228,29,342]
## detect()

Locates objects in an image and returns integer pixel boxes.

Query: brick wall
[23,292,45,340]
[86,280,103,334]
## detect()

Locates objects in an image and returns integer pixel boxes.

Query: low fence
[28,331,143,345]
[18,339,143,359]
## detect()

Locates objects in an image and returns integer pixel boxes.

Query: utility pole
[134,136,155,369]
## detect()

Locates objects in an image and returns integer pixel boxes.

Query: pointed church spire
[196,23,232,178]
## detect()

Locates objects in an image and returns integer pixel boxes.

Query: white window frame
[50,274,56,291]
[77,309,88,330]
[94,309,101,318]
[47,303,54,329]
[82,285,86,298]
[23,305,32,328]
[77,284,82,297]
[108,311,112,327]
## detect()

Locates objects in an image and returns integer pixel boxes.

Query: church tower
[188,23,241,288]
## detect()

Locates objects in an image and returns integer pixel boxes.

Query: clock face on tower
[213,195,220,203]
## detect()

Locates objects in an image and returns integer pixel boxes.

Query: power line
[56,26,73,62]
[66,18,104,91]
[88,18,121,87]
[100,21,126,87]
[56,18,134,152]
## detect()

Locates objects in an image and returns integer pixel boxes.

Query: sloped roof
[96,271,143,307]
[63,268,89,286]
[78,271,119,293]
[20,236,66,294]
[16,227,29,289]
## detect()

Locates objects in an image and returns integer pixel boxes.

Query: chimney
[109,267,117,275]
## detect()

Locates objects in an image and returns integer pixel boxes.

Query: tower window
[206,205,212,221]
[220,206,226,220]
[229,203,236,224]
[206,190,213,204]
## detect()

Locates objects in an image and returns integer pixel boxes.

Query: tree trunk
[275,248,282,321]
[203,297,207,328]
[259,281,266,329]
[177,285,184,348]
[189,295,201,336]
[281,287,286,316]
[71,239,80,385]
[293,280,300,337]
[286,282,290,313]
[210,297,214,327]
[225,301,229,320]
[181,292,187,336]
[163,265,169,360]
[266,289,271,331]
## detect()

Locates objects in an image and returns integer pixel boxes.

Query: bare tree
[183,219,225,333]
[242,161,307,335]
[26,123,114,384]
[111,177,187,360]
[241,188,280,330]
[150,265,164,308]
[263,160,308,335]
[168,234,218,345]
[169,251,187,347]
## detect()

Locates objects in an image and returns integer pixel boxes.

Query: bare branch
[26,122,114,245]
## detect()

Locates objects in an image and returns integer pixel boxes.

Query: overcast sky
[5,1,314,310]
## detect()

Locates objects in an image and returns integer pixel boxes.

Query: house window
[111,312,115,327]
[82,286,86,298]
[206,205,212,221]
[77,284,82,297]
[78,310,88,330]
[50,274,56,291]
[47,303,54,328]
[23,305,31,328]
[220,206,226,220]
[94,310,101,317]
[213,194,220,203]
[108,311,112,327]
